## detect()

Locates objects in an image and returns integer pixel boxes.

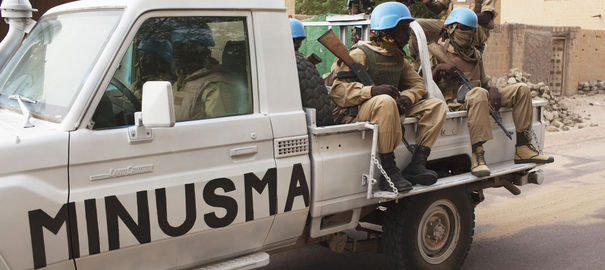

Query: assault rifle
[454,70,513,140]
[318,29,413,152]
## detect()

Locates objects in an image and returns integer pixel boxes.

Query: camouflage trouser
[463,83,532,144]
[335,96,447,153]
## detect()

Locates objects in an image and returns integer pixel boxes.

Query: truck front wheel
[383,187,475,270]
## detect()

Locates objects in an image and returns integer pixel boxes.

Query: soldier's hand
[488,86,501,112]
[435,63,460,80]
[371,85,400,100]
[396,95,413,115]
[477,11,494,26]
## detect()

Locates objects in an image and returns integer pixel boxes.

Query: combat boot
[401,145,439,186]
[471,145,490,177]
[514,131,554,164]
[378,152,413,192]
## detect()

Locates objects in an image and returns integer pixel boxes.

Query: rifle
[317,30,374,85]
[318,29,413,152]
[454,70,513,140]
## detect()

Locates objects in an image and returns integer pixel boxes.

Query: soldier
[330,2,447,192]
[423,0,497,50]
[171,23,247,121]
[289,18,334,127]
[409,0,496,67]
[290,18,306,53]
[133,37,175,99]
[429,7,553,176]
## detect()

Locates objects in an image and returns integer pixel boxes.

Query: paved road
[261,124,605,270]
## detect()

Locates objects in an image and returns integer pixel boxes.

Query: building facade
[500,0,605,31]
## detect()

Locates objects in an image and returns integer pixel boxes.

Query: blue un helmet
[444,7,478,28]
[171,22,215,47]
[137,37,173,63]
[289,18,306,39]
[370,2,414,31]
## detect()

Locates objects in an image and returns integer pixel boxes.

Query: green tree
[296,0,440,19]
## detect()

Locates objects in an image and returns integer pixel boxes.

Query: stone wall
[483,23,605,96]
[500,0,605,31]
[483,24,554,87]
[568,30,605,94]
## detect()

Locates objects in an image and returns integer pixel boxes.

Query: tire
[295,52,334,127]
[383,187,475,270]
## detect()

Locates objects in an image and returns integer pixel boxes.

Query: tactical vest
[357,45,404,88]
[332,45,404,123]
[428,42,483,102]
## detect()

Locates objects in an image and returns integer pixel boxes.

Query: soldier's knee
[466,87,489,104]
[425,98,447,114]
[517,84,531,97]
[372,95,398,110]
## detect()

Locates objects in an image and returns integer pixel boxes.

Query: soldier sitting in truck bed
[429,7,554,177]
[289,18,334,127]
[330,2,447,191]
[133,37,176,99]
[171,23,248,121]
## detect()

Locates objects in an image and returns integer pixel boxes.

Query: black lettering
[203,178,238,228]
[156,184,196,237]
[244,168,277,221]
[284,163,310,212]
[28,202,79,269]
[84,199,100,255]
[105,191,150,250]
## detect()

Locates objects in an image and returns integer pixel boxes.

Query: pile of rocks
[577,80,605,95]
[492,68,594,132]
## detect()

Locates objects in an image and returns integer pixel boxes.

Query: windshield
[0,10,121,123]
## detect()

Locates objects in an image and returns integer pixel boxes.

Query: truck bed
[306,100,546,218]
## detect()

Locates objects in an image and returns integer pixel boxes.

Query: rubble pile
[577,80,605,96]
[493,68,595,132]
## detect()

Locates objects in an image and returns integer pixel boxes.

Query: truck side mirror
[141,81,175,127]
[128,81,175,143]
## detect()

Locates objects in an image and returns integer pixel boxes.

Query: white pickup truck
[0,0,547,269]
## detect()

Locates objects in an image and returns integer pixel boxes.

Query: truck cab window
[92,16,253,129]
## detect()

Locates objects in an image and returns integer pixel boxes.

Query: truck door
[68,11,277,269]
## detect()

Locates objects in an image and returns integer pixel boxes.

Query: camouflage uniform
[174,65,246,121]
[408,0,497,63]
[429,38,532,145]
[331,41,446,154]
[437,0,497,46]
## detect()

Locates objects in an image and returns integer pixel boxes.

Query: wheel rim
[417,199,461,265]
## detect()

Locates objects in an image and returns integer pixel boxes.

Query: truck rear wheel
[383,187,474,270]
[295,52,334,127]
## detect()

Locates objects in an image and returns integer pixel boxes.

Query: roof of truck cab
[46,0,285,15]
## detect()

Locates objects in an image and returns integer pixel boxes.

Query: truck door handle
[230,146,258,157]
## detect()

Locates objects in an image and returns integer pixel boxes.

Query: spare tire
[295,52,334,127]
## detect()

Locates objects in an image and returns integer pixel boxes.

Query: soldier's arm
[480,0,497,16]
[330,48,373,107]
[398,60,427,105]
[477,0,497,26]
[424,0,447,15]
[201,82,232,118]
